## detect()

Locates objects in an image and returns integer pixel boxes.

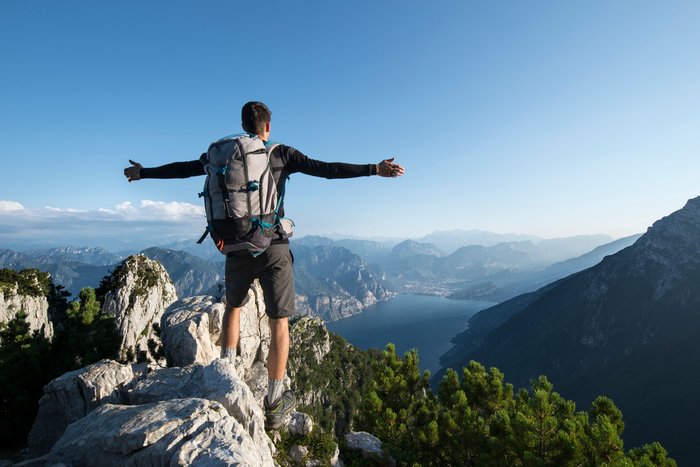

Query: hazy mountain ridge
[0,244,396,322]
[416,229,543,252]
[438,197,700,464]
[446,234,643,302]
[140,247,224,299]
[0,229,624,320]
[24,247,124,266]
[0,248,112,298]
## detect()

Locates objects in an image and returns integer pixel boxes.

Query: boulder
[41,398,275,466]
[345,431,395,467]
[126,359,273,455]
[160,296,220,367]
[26,360,134,458]
[288,411,314,436]
[289,444,309,464]
[160,282,270,373]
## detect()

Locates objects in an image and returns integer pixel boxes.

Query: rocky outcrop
[101,255,177,362]
[125,359,273,455]
[346,431,395,466]
[26,359,137,458]
[21,273,379,466]
[0,269,54,339]
[288,316,332,407]
[290,316,331,366]
[0,284,52,339]
[160,281,269,373]
[21,282,297,466]
[160,295,222,367]
[23,338,277,466]
[34,398,274,467]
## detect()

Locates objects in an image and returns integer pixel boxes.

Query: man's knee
[223,306,242,323]
[269,316,289,336]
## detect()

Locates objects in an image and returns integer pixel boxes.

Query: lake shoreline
[327,294,495,375]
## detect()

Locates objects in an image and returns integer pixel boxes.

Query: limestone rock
[160,281,270,371]
[239,282,271,369]
[345,431,395,467]
[288,411,314,436]
[0,284,52,339]
[161,296,220,367]
[329,444,342,467]
[26,360,134,458]
[289,445,309,463]
[290,316,331,366]
[244,360,270,405]
[43,398,275,466]
[126,360,273,455]
[288,316,332,407]
[101,255,177,363]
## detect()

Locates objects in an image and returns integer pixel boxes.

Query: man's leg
[221,305,242,363]
[268,316,289,380]
[265,315,294,429]
[222,253,254,367]
[258,245,296,429]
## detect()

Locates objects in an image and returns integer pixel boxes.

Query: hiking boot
[264,389,296,431]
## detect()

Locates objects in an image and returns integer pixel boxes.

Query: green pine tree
[52,287,120,370]
[0,311,51,448]
[360,344,439,466]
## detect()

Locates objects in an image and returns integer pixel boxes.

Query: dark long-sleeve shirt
[140,143,377,242]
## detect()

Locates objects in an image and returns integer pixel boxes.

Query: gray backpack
[197,133,286,256]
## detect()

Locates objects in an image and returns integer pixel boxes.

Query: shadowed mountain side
[437,197,700,465]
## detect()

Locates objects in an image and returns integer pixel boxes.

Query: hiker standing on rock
[124,101,404,430]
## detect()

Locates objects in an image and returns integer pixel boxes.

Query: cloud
[0,200,24,212]
[102,200,204,220]
[0,200,207,250]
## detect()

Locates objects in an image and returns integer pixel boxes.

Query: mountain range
[0,230,633,321]
[438,197,700,465]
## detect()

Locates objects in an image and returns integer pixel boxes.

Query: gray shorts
[225,243,295,319]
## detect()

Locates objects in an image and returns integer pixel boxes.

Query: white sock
[221,348,237,364]
[267,378,285,405]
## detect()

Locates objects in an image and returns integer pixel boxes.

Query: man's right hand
[124,159,143,182]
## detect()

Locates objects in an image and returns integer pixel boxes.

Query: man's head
[241,101,271,138]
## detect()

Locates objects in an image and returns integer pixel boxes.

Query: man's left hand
[377,157,405,178]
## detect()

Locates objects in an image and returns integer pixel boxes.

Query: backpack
[196,133,289,256]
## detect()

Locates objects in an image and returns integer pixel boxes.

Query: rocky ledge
[9,279,388,466]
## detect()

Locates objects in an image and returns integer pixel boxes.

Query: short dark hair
[241,101,271,135]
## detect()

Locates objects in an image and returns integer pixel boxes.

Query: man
[124,101,405,430]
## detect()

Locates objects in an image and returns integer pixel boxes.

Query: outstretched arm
[123,155,206,181]
[283,146,405,179]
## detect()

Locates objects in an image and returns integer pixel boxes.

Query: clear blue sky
[1,1,699,249]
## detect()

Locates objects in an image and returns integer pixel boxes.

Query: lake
[326,294,496,376]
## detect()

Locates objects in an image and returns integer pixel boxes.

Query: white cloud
[0,200,207,250]
[100,200,204,220]
[0,200,24,212]
[45,206,87,213]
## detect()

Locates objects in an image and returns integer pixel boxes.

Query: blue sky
[1,1,699,249]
